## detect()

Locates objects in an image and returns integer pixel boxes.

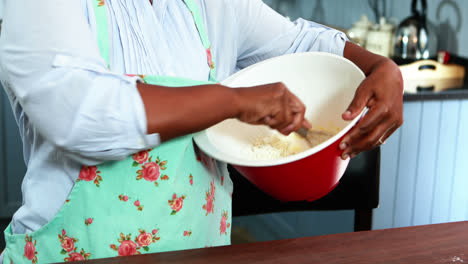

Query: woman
[0,0,403,263]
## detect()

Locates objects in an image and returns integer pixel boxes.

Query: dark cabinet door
[0,85,26,218]
[0,84,26,250]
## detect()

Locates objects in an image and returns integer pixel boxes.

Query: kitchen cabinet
[0,85,25,219]
[373,92,468,229]
[0,84,26,250]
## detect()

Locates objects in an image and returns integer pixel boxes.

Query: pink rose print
[110,229,160,255]
[119,195,143,211]
[210,181,216,197]
[66,252,84,262]
[206,47,214,69]
[59,230,77,253]
[220,211,231,235]
[65,249,90,262]
[118,240,138,256]
[61,237,75,253]
[59,230,91,262]
[85,218,93,226]
[189,174,194,186]
[136,232,152,247]
[205,198,214,215]
[132,150,149,165]
[77,166,103,187]
[183,230,192,237]
[125,74,146,80]
[136,155,169,187]
[203,180,216,215]
[134,200,143,211]
[24,235,37,264]
[119,194,129,202]
[168,194,186,215]
[142,162,160,182]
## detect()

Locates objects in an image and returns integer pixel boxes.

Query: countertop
[80,221,468,264]
[404,87,468,101]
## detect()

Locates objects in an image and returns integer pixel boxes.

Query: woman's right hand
[233,82,310,135]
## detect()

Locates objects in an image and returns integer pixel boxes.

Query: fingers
[280,90,307,135]
[342,80,373,121]
[380,122,400,143]
[279,112,303,135]
[352,103,390,135]
[237,82,308,135]
[340,115,401,160]
[268,86,307,135]
[278,89,294,132]
[302,119,312,129]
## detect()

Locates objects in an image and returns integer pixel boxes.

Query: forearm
[343,41,390,76]
[137,83,240,141]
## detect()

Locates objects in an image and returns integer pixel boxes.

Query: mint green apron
[3,1,233,263]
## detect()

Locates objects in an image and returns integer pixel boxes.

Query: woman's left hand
[340,43,404,160]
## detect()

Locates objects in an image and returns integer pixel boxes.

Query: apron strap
[93,0,110,67]
[181,0,217,81]
[91,0,217,82]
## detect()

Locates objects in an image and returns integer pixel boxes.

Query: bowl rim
[193,51,366,167]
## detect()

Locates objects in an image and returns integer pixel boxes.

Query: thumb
[343,82,372,121]
[302,119,312,129]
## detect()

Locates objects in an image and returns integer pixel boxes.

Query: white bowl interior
[194,52,365,167]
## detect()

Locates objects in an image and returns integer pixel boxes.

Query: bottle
[347,15,373,47]
[365,17,395,58]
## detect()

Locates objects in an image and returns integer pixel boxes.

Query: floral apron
[3,0,233,263]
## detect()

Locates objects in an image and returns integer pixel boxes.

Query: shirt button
[138,138,145,148]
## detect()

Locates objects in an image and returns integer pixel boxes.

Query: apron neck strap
[181,0,217,81]
[92,0,217,82]
[93,0,110,68]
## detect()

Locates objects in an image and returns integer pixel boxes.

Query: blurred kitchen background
[0,0,467,247]
[264,0,467,57]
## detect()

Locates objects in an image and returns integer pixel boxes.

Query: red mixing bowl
[194,52,366,202]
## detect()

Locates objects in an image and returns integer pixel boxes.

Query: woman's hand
[138,81,309,142]
[234,82,311,135]
[340,42,404,159]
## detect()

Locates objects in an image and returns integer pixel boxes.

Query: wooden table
[87,221,468,264]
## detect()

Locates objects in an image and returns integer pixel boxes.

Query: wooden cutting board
[399,60,466,93]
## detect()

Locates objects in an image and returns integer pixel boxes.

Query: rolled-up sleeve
[232,0,348,69]
[0,1,159,164]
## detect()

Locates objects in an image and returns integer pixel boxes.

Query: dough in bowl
[247,129,336,160]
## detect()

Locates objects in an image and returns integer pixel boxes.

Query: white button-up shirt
[0,1,346,261]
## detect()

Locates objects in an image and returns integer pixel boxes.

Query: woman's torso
[7,0,240,236]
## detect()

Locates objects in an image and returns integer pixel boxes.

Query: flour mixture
[247,129,336,160]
